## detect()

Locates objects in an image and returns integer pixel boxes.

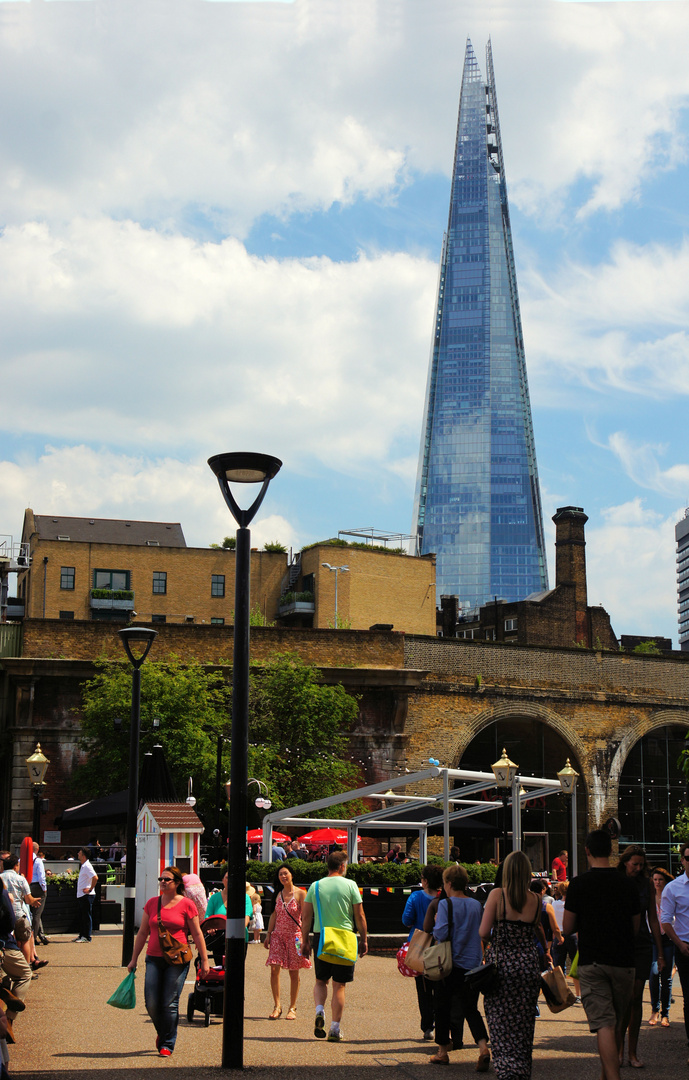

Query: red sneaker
[159,1048,172,1058]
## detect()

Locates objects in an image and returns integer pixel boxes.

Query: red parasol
[296,827,349,847]
[20,837,33,881]
[246,829,291,844]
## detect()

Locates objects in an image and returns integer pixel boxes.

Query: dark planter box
[42,881,103,935]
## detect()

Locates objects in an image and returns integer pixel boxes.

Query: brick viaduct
[3,619,688,850]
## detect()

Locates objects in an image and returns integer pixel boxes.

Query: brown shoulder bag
[156,897,193,966]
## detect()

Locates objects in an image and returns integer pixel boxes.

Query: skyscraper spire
[412,39,548,611]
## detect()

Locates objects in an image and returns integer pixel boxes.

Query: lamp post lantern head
[208,452,282,529]
[26,743,50,786]
[557,757,579,795]
[492,747,518,789]
[118,626,157,669]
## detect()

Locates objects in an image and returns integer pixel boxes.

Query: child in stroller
[186,914,226,1027]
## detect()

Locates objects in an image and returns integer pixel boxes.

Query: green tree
[633,640,662,655]
[670,806,689,848]
[263,540,287,552]
[75,656,231,825]
[74,652,361,831]
[248,653,361,813]
[209,536,236,550]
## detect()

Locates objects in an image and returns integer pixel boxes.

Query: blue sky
[1,0,689,641]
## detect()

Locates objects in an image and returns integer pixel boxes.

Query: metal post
[348,824,359,864]
[32,787,41,842]
[122,664,141,966]
[334,568,339,624]
[570,786,578,878]
[501,791,509,859]
[511,773,520,851]
[215,735,223,837]
[443,768,450,861]
[222,525,251,1070]
[418,827,428,865]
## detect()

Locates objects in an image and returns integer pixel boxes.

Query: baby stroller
[186,914,226,1027]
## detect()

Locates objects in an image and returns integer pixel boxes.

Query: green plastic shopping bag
[106,970,136,1009]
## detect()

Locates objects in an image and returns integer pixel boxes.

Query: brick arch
[605,709,689,814]
[449,700,588,782]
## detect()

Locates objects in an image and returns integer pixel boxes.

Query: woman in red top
[128,865,209,1057]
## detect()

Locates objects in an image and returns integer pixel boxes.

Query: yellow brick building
[291,544,437,634]
[17,510,287,626]
[15,513,437,635]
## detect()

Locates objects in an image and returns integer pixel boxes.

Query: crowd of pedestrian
[5,830,689,1078]
[0,842,52,1073]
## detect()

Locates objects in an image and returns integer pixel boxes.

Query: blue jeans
[649,940,674,1017]
[144,957,190,1052]
[77,893,94,941]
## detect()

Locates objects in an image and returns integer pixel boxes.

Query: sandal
[269,1007,282,1020]
[649,1013,659,1027]
[286,1008,297,1020]
[429,1054,450,1065]
[476,1051,490,1073]
[661,1017,670,1028]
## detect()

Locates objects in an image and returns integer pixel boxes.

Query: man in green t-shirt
[301,850,367,1042]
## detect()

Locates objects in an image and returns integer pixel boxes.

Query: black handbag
[465,959,498,994]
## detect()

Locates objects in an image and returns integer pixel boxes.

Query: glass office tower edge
[412,38,548,611]
[676,510,689,650]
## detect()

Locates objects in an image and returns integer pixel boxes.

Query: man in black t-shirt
[564,830,640,1080]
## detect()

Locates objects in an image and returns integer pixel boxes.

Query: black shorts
[311,934,356,984]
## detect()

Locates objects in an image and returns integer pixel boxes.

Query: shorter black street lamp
[26,743,50,842]
[557,757,579,877]
[208,451,281,1071]
[492,747,518,860]
[118,625,157,967]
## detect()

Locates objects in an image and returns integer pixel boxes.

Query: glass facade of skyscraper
[412,39,548,610]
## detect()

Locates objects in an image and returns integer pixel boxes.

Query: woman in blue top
[430,864,490,1071]
[402,864,443,1039]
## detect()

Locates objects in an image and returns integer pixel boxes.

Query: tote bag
[314,879,358,966]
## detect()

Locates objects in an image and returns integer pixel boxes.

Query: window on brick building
[59,610,74,620]
[94,569,130,591]
[151,614,166,623]
[211,575,225,598]
[504,619,517,631]
[211,617,225,626]
[60,566,75,590]
[152,572,167,595]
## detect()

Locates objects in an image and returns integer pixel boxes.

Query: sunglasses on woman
[158,876,174,883]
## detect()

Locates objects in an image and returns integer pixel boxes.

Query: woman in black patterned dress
[478,852,549,1080]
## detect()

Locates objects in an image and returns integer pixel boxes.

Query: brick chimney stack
[553,506,589,642]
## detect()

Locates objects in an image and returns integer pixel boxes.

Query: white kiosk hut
[135,802,204,926]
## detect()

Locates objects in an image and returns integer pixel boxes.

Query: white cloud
[522,237,689,404]
[1,1,688,233]
[0,444,301,552]
[585,499,679,640]
[605,433,689,498]
[0,216,436,478]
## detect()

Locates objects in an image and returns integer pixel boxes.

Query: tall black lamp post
[26,743,50,842]
[119,625,157,967]
[492,747,518,860]
[208,451,282,1071]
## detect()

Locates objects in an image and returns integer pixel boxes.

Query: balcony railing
[277,590,315,617]
[90,589,135,611]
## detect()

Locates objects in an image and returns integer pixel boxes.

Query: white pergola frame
[261,766,579,876]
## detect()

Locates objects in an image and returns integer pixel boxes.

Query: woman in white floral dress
[264,863,312,1019]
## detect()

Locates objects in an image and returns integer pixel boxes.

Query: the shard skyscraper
[412,39,548,611]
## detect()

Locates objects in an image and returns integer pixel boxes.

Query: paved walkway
[13,931,689,1079]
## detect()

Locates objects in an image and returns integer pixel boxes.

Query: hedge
[242,859,496,887]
